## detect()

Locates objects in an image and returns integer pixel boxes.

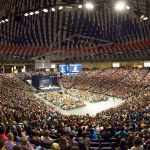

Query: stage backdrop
[32,75,58,89]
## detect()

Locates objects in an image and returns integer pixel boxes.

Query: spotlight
[85,2,94,10]
[1,20,5,23]
[115,1,126,11]
[143,17,148,20]
[5,19,9,22]
[24,13,29,16]
[43,9,48,13]
[59,6,63,10]
[51,8,55,11]
[29,12,34,15]
[140,15,144,19]
[78,5,83,8]
[35,11,39,14]
[126,5,130,10]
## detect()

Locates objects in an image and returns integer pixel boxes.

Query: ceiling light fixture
[1,20,5,23]
[85,2,94,10]
[126,5,130,10]
[59,6,63,10]
[51,8,55,11]
[140,15,144,19]
[29,12,34,15]
[5,19,9,22]
[78,5,83,8]
[115,1,126,11]
[43,9,48,13]
[24,13,29,16]
[35,11,40,14]
[143,17,148,20]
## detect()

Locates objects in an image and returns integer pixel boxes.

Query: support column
[22,65,26,72]
[2,65,5,74]
[11,66,14,73]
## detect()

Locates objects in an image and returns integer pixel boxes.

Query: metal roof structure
[0,0,150,62]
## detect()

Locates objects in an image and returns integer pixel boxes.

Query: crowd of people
[0,68,150,150]
[42,92,85,110]
[0,74,33,92]
[67,89,108,103]
[62,68,150,100]
[61,71,91,88]
[16,71,58,80]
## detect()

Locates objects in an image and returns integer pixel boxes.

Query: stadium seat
[90,142,100,147]
[91,139,100,143]
[90,147,100,150]
[100,147,113,150]
[110,138,116,142]
[100,142,111,147]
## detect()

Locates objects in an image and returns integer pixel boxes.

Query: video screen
[58,64,67,73]
[68,64,82,73]
[58,64,82,75]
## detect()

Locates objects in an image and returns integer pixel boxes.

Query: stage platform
[39,85,61,91]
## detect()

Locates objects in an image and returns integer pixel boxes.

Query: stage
[39,85,61,91]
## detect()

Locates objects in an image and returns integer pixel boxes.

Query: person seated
[42,130,53,145]
[0,124,8,142]
[70,146,80,150]
[131,137,144,150]
[32,131,41,142]
[51,143,60,150]
[68,134,78,146]
[115,127,127,139]
[20,137,35,150]
[79,132,89,150]
[5,133,16,150]
[59,137,70,150]
[89,129,98,140]
[116,138,128,150]
[0,139,6,150]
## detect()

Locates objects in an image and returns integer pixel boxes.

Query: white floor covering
[66,97,124,116]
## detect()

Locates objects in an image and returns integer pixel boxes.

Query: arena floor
[66,97,124,116]
[37,93,124,116]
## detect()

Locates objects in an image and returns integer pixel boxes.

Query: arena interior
[0,0,150,150]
